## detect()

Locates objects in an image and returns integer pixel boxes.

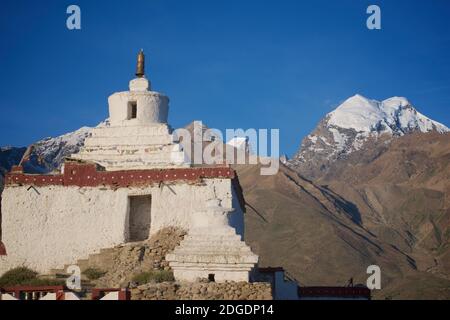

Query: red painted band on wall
[5,162,236,188]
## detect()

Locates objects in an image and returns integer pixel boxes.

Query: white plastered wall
[0,178,243,275]
[108,91,169,126]
[228,186,245,240]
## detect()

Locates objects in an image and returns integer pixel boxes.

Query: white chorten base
[71,123,189,170]
[166,199,258,283]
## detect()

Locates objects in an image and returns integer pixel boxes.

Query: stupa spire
[135,49,145,78]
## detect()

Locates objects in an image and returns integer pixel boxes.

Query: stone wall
[131,280,272,300]
[0,177,243,274]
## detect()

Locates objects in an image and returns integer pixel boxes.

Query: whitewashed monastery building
[0,51,258,283]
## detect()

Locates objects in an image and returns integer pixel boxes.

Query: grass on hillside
[0,267,64,287]
[82,267,107,280]
[132,270,174,285]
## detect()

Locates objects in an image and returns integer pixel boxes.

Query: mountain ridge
[288,94,448,180]
[0,96,449,299]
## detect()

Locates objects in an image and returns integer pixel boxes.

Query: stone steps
[43,227,187,296]
[167,255,258,264]
[81,150,184,160]
[83,140,180,149]
[172,246,254,253]
[177,241,251,248]
[46,249,117,299]
[48,238,151,277]
[75,150,182,160]
[90,124,172,137]
[84,135,175,146]
[180,236,247,242]
[182,235,243,242]
[49,247,118,276]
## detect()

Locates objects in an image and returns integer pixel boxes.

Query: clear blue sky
[1,0,449,156]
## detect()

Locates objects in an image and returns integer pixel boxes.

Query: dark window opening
[128,101,137,119]
[208,274,215,282]
[128,195,151,242]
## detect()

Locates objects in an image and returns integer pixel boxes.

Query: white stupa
[0,51,258,284]
[71,50,188,170]
[166,198,259,282]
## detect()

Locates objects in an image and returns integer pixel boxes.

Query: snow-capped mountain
[330,95,446,134]
[1,94,448,180]
[0,121,112,178]
[288,94,449,178]
[25,120,112,173]
[26,126,93,173]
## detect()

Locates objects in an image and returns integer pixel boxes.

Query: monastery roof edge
[5,161,237,188]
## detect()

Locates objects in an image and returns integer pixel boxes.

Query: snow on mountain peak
[327,94,448,135]
[328,95,383,132]
[289,95,449,167]
[24,120,108,173]
[382,96,410,108]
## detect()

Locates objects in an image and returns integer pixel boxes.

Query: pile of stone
[93,227,186,288]
[131,280,272,300]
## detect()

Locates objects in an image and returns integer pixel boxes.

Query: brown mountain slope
[316,132,450,191]
[236,164,417,289]
[242,132,449,299]
[315,133,450,296]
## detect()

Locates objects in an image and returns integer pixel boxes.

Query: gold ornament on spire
[135,49,145,78]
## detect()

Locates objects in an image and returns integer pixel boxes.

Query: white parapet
[166,199,258,283]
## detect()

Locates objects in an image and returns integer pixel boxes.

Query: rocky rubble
[93,227,186,288]
[130,279,272,300]
[87,226,272,300]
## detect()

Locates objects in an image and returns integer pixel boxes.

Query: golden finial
[135,49,145,78]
